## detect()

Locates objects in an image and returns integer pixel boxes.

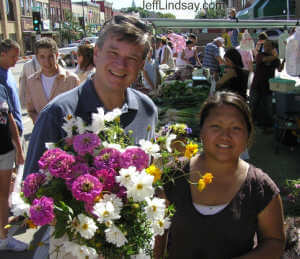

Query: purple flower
[73,133,101,156]
[94,148,121,170]
[22,173,46,198]
[38,148,65,170]
[48,153,75,179]
[120,148,149,171]
[295,184,300,189]
[93,168,116,192]
[71,174,103,203]
[185,127,192,135]
[29,196,55,226]
[71,162,90,178]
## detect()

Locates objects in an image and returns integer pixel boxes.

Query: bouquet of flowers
[11,109,212,259]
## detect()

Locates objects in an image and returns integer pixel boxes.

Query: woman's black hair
[224,48,243,68]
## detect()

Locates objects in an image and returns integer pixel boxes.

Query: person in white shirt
[25,38,79,124]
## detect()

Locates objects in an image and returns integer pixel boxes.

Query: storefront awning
[144,18,299,29]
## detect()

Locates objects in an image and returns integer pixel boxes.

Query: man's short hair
[189,33,197,41]
[0,39,20,54]
[96,15,150,60]
[35,37,58,54]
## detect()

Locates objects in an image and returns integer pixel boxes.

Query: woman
[216,48,249,99]
[159,37,175,69]
[180,40,201,66]
[155,92,285,259]
[0,84,27,252]
[75,44,95,83]
[142,47,160,91]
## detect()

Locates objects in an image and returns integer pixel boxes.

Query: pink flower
[120,148,149,171]
[38,148,65,170]
[295,184,300,189]
[94,148,121,170]
[22,173,46,198]
[93,168,117,192]
[71,174,103,203]
[73,133,101,156]
[48,152,75,179]
[29,196,55,226]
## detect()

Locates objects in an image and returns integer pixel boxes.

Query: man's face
[93,35,145,93]
[36,48,58,75]
[188,37,196,45]
[0,47,20,69]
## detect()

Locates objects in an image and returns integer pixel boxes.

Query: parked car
[80,36,98,45]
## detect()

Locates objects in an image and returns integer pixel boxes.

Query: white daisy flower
[62,115,77,137]
[86,107,105,134]
[105,224,127,247]
[45,142,56,150]
[152,217,171,236]
[11,193,30,217]
[127,171,154,202]
[116,166,139,188]
[145,197,166,220]
[75,117,86,134]
[63,241,98,259]
[166,134,177,153]
[139,139,161,158]
[104,108,122,122]
[101,194,123,214]
[75,214,98,239]
[93,200,121,224]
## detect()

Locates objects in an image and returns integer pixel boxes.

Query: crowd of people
[0,13,296,258]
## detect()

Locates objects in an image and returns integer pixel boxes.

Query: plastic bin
[274,92,300,117]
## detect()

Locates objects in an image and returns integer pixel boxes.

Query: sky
[109,0,215,19]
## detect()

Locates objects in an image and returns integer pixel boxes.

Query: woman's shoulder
[246,164,280,194]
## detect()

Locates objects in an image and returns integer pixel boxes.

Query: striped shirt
[203,42,221,73]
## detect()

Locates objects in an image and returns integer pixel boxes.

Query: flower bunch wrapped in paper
[12,110,211,259]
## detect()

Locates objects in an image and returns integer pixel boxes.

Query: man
[278,28,289,61]
[25,37,79,124]
[202,37,224,80]
[24,15,157,177]
[250,40,284,133]
[24,15,157,258]
[19,55,40,109]
[0,40,22,135]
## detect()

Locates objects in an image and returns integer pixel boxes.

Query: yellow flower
[26,219,37,229]
[146,164,162,183]
[203,173,213,184]
[197,179,206,192]
[184,143,198,159]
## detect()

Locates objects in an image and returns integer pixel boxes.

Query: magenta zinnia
[22,173,46,198]
[38,148,65,170]
[93,168,117,192]
[48,152,75,179]
[120,148,149,171]
[73,133,101,156]
[94,148,121,170]
[29,196,55,226]
[71,174,103,203]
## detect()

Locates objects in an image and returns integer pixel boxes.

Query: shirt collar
[76,80,139,115]
[32,65,67,80]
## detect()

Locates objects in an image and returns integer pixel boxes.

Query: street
[0,62,75,259]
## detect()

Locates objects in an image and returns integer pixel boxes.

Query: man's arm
[25,87,39,124]
[24,108,64,177]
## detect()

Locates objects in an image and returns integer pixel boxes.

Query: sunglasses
[103,15,149,33]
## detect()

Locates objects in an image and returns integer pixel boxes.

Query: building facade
[96,0,112,22]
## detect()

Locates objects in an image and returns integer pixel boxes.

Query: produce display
[152,79,210,137]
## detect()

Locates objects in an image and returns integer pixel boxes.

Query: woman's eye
[233,126,242,131]
[210,125,220,129]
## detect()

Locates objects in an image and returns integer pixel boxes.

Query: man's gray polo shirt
[24,79,158,177]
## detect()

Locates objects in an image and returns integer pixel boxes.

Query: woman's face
[200,104,249,163]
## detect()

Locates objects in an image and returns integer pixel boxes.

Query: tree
[195,1,226,19]
[61,10,83,43]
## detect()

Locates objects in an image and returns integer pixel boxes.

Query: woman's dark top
[164,164,279,259]
[218,68,249,99]
[0,84,14,154]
